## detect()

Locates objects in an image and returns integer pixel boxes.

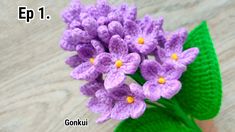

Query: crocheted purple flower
[124,16,163,54]
[157,28,199,70]
[80,76,110,123]
[110,83,146,120]
[60,28,94,51]
[61,0,83,24]
[60,0,109,50]
[62,0,111,25]
[65,54,83,68]
[60,0,201,124]
[107,4,137,23]
[141,60,182,101]
[71,40,104,81]
[88,88,114,123]
[96,3,137,45]
[80,76,104,97]
[95,35,141,89]
[61,0,137,50]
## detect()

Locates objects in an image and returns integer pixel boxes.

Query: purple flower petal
[107,12,122,22]
[129,83,144,99]
[104,70,126,89]
[61,8,74,24]
[109,35,128,56]
[82,17,98,36]
[60,39,76,51]
[165,28,187,53]
[111,101,130,120]
[141,15,154,34]
[180,48,199,65]
[60,30,78,51]
[125,7,137,20]
[80,81,104,96]
[61,0,82,24]
[95,89,109,98]
[124,20,139,35]
[97,16,108,25]
[96,0,111,16]
[76,44,95,61]
[140,60,161,81]
[161,80,181,99]
[86,6,99,19]
[155,17,164,30]
[109,84,130,100]
[97,25,111,44]
[165,69,183,80]
[133,36,157,54]
[95,53,113,73]
[91,40,105,54]
[174,28,187,53]
[122,53,141,74]
[73,28,93,43]
[164,59,186,71]
[88,90,113,114]
[143,80,161,101]
[80,12,89,20]
[157,31,166,48]
[71,62,99,81]
[178,28,188,43]
[69,20,82,29]
[165,33,180,52]
[108,21,124,37]
[157,47,167,62]
[65,54,83,68]
[88,97,103,113]
[130,100,146,119]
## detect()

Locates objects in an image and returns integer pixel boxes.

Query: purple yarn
[60,0,199,123]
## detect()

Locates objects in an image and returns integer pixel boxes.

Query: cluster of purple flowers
[60,0,199,123]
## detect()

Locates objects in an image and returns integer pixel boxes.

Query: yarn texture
[60,0,222,131]
[176,21,222,120]
[115,21,222,131]
[115,108,192,132]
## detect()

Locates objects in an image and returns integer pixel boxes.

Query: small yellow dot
[89,58,95,64]
[158,77,166,84]
[137,37,145,45]
[171,53,178,61]
[115,60,123,68]
[126,96,135,104]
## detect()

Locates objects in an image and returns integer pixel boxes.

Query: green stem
[170,98,201,132]
[146,99,201,132]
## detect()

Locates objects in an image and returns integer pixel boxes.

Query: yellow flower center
[158,77,166,84]
[171,53,178,60]
[89,58,95,64]
[126,96,135,104]
[137,37,145,45]
[115,60,123,68]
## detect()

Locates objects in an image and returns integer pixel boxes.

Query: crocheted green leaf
[114,108,192,132]
[176,21,222,120]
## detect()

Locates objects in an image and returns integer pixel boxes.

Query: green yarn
[176,21,222,120]
[115,21,222,131]
[114,108,192,132]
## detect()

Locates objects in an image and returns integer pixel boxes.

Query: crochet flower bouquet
[60,0,222,131]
